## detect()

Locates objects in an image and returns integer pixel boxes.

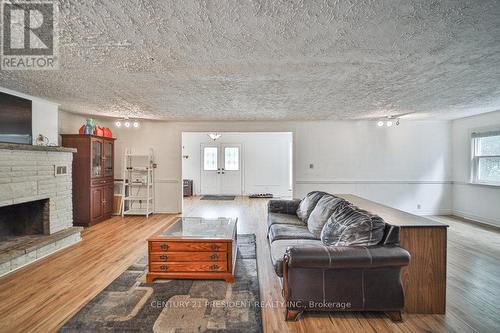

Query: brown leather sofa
[267,197,411,321]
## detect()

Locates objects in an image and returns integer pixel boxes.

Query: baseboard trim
[452,210,500,228]
[153,209,181,214]
[296,180,453,185]
[409,209,453,216]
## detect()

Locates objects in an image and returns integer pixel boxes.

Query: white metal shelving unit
[121,148,155,218]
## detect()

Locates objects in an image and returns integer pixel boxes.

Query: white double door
[200,143,242,195]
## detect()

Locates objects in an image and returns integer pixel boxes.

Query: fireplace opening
[0,199,50,241]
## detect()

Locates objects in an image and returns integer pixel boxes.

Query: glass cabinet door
[104,141,113,176]
[91,139,103,177]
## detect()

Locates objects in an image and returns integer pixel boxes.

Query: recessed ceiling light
[377,121,384,127]
[124,121,131,128]
[133,121,139,128]
[115,121,121,127]
[386,120,394,127]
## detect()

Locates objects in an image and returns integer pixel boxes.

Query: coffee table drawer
[150,241,227,252]
[150,252,227,262]
[150,262,227,272]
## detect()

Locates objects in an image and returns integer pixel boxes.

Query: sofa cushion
[267,212,305,230]
[320,204,385,247]
[269,239,323,276]
[296,191,328,223]
[307,195,349,238]
[268,224,318,243]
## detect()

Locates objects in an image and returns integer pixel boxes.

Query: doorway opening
[181,132,293,208]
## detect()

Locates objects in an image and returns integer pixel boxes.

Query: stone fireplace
[0,143,82,277]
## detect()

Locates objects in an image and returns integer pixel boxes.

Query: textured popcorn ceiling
[1,0,500,120]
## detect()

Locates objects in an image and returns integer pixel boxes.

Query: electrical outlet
[417,204,421,210]
[309,163,314,169]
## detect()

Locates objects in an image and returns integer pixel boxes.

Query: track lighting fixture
[376,117,400,128]
[114,117,140,128]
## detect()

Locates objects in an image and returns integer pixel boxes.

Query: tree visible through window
[472,131,500,185]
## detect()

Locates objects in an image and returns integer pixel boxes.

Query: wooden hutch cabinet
[61,135,116,227]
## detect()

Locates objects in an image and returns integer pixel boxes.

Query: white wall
[59,112,453,215]
[0,87,59,145]
[452,111,500,226]
[182,132,292,197]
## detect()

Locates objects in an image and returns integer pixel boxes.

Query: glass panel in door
[104,141,113,176]
[203,147,218,171]
[224,147,239,171]
[201,145,220,195]
[92,140,103,177]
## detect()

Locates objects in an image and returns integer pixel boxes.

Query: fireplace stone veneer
[0,144,82,277]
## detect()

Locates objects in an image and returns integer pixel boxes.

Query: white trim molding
[453,210,500,228]
[454,180,500,188]
[156,179,180,184]
[296,180,453,185]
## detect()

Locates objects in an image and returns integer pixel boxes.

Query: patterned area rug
[60,234,262,332]
[200,195,236,200]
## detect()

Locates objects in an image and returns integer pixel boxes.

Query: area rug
[60,234,262,333]
[200,195,236,200]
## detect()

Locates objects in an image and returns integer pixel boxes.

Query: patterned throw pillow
[296,191,328,223]
[307,195,349,238]
[320,204,385,246]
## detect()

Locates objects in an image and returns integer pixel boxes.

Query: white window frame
[470,128,500,186]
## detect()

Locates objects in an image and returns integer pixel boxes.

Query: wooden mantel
[338,194,448,314]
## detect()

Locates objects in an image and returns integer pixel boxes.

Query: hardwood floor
[0,197,499,332]
[0,214,178,333]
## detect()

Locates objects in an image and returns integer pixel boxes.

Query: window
[471,130,500,185]
[203,147,218,171]
[224,147,239,171]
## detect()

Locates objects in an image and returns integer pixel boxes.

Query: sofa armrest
[285,245,410,270]
[268,199,301,215]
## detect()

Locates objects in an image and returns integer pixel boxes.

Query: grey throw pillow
[320,204,385,247]
[296,191,328,223]
[307,195,348,238]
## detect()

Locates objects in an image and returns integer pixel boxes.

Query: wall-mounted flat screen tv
[0,91,32,144]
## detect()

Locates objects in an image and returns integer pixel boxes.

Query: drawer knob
[210,254,218,260]
[160,243,168,250]
[159,255,168,260]
[210,264,220,270]
[210,244,219,250]
[160,265,167,271]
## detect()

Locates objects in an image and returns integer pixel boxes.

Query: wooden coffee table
[146,217,238,283]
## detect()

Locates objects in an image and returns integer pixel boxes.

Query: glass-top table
[159,217,237,240]
[147,216,238,283]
